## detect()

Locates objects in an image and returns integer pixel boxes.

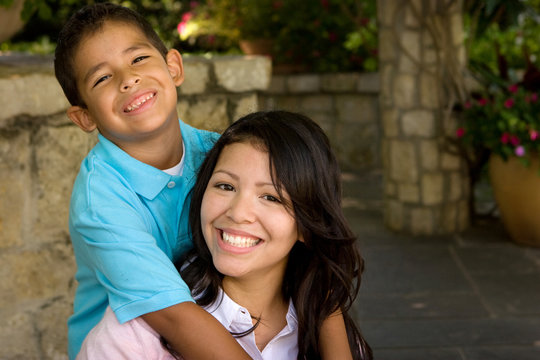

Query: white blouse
[78,289,298,360]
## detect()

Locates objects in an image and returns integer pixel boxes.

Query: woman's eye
[93,75,111,88]
[133,56,149,64]
[262,194,281,203]
[216,183,234,191]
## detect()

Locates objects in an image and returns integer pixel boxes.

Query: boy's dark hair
[54,2,169,107]
[181,110,373,359]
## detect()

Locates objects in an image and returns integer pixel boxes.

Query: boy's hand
[319,310,353,360]
[142,302,253,360]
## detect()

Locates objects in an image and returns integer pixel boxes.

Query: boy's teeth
[126,93,154,112]
[222,232,260,248]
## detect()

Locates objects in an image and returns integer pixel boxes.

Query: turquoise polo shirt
[67,120,219,359]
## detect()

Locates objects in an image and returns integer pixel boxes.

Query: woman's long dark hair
[179,110,372,359]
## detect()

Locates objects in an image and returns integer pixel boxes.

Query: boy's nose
[226,194,256,224]
[121,76,141,91]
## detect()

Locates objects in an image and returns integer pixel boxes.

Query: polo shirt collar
[94,133,174,200]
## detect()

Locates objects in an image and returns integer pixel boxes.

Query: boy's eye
[133,56,149,64]
[216,183,235,191]
[93,75,111,88]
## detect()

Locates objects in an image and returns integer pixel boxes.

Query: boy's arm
[319,311,353,360]
[142,302,252,360]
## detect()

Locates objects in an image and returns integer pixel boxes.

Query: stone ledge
[0,53,272,124]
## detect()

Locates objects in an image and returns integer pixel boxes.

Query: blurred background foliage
[0,0,377,73]
[2,0,540,75]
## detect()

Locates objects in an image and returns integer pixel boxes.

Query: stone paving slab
[341,171,540,359]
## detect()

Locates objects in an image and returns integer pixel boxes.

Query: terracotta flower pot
[489,154,540,247]
[239,38,274,56]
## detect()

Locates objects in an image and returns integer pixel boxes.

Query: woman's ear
[67,106,97,133]
[166,49,184,87]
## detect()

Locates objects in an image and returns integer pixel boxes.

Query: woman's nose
[226,193,256,223]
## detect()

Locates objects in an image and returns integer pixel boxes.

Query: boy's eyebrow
[82,43,153,84]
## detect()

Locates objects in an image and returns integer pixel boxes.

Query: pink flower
[501,132,511,144]
[510,135,520,146]
[478,98,488,106]
[515,146,525,157]
[464,101,472,109]
[508,84,519,93]
[456,127,465,138]
[531,129,539,141]
[532,93,538,102]
[504,98,515,108]
[177,12,192,37]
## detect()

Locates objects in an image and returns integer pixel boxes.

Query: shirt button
[167,181,176,189]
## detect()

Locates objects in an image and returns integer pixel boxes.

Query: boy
[54,3,252,359]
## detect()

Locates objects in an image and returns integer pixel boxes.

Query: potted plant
[457,77,540,247]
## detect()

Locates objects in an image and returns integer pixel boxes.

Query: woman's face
[200,142,300,283]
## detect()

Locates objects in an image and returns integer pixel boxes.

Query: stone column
[378,0,469,235]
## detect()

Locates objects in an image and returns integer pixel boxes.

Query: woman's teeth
[222,231,261,248]
[126,93,154,112]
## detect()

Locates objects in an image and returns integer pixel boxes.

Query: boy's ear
[166,49,184,87]
[67,106,97,133]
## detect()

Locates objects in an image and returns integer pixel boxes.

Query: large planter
[489,154,540,247]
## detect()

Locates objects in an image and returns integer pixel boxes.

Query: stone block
[300,95,333,113]
[336,95,378,124]
[177,96,228,132]
[420,140,439,170]
[422,172,444,205]
[334,123,379,170]
[286,74,320,93]
[448,171,463,202]
[321,73,360,92]
[385,199,404,231]
[0,130,30,248]
[0,243,75,307]
[357,72,381,93]
[233,94,259,121]
[457,199,470,231]
[0,311,39,359]
[36,296,72,360]
[410,206,435,235]
[443,202,458,233]
[385,180,397,197]
[402,110,435,137]
[389,140,418,182]
[382,109,399,137]
[398,183,420,203]
[378,29,396,63]
[420,73,440,109]
[265,75,286,94]
[179,58,210,95]
[441,152,461,170]
[214,56,271,92]
[34,124,94,245]
[0,73,69,123]
[401,30,421,63]
[267,96,302,113]
[393,74,417,109]
[398,54,419,74]
[380,64,394,107]
[377,0,399,27]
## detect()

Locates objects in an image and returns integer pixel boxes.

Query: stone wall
[377,0,470,235]
[0,53,380,359]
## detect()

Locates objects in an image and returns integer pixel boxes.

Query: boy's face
[67,21,184,149]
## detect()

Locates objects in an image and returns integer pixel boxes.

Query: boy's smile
[67,20,184,161]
